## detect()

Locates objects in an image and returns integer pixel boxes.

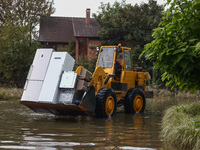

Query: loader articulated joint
[104,74,116,85]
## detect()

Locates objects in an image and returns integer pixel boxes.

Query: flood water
[0,98,181,150]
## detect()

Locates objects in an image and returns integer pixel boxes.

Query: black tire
[95,88,117,118]
[124,88,146,114]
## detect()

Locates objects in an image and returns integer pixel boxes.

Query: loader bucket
[20,102,93,116]
[20,86,96,116]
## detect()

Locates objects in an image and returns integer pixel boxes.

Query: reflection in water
[0,99,179,150]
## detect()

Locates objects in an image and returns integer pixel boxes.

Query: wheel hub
[134,95,143,112]
[106,96,115,115]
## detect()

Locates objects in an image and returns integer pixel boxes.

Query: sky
[52,0,167,17]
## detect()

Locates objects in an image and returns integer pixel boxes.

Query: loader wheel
[124,88,146,113]
[95,88,117,118]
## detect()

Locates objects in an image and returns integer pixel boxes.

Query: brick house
[38,9,101,62]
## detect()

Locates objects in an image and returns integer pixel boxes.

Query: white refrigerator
[38,51,75,103]
[21,48,54,102]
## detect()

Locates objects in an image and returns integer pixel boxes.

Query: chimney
[86,8,90,25]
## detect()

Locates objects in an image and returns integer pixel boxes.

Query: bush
[0,87,23,100]
[76,57,97,73]
[161,102,200,150]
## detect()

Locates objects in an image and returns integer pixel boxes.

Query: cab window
[97,47,115,68]
[124,49,132,71]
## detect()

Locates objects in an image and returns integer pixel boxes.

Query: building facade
[39,9,101,62]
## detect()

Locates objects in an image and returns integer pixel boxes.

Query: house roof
[72,18,99,38]
[39,17,75,43]
[39,16,100,43]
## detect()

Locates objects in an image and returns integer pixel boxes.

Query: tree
[0,0,54,40]
[93,0,164,73]
[0,0,55,87]
[141,0,200,92]
[0,24,39,87]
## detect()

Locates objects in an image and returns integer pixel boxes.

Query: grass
[151,87,200,100]
[161,102,200,150]
[0,87,23,100]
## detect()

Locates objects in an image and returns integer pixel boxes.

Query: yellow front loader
[21,44,153,118]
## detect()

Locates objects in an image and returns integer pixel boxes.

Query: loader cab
[96,44,136,92]
[96,45,133,75]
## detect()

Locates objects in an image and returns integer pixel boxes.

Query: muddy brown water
[0,98,182,150]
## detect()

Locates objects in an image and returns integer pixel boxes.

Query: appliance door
[28,49,54,80]
[21,80,43,102]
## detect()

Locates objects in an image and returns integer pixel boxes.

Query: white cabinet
[59,71,77,88]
